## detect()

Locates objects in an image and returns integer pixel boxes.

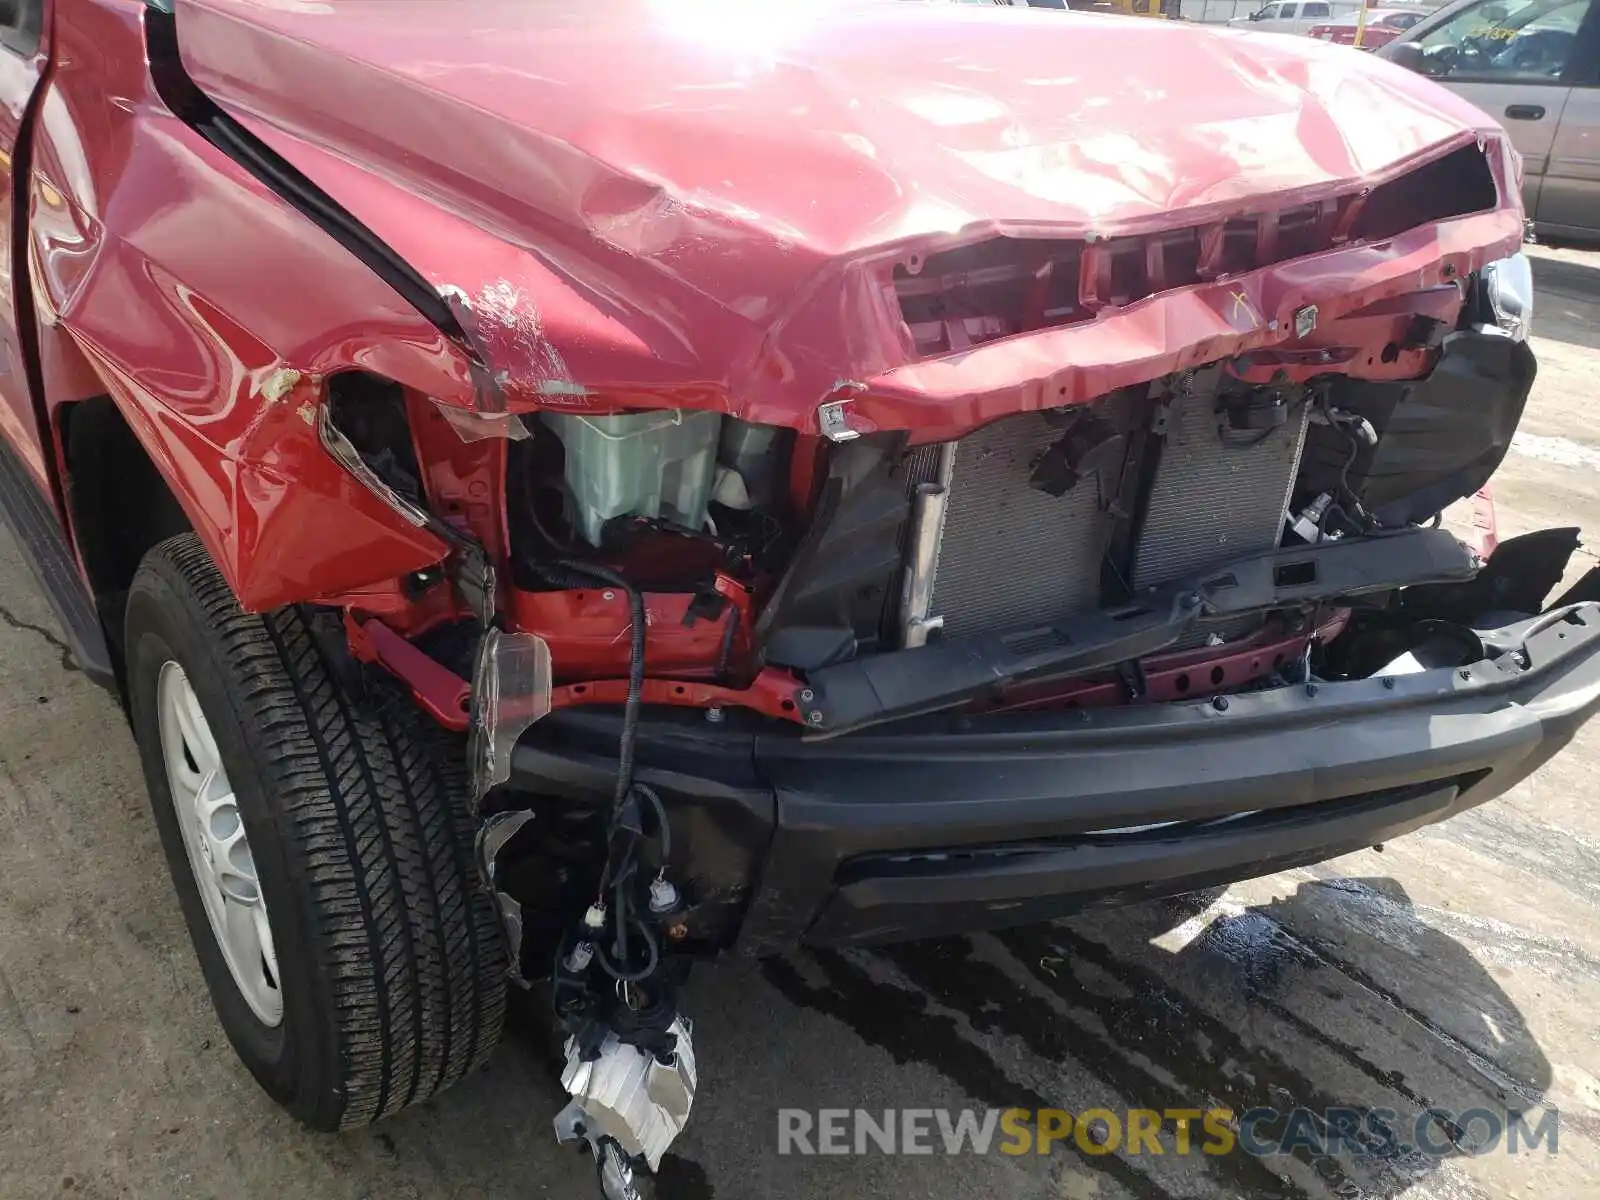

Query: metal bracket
[1294,303,1319,339]
[899,442,957,649]
[817,399,861,443]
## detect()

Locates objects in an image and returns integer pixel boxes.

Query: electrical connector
[648,877,680,915]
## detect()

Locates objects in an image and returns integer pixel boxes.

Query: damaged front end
[322,223,1576,1197]
[133,3,1600,1188]
[321,240,1590,1193]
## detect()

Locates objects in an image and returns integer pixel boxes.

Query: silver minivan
[1381,0,1600,239]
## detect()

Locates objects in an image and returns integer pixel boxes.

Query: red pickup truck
[1308,7,1429,46]
[0,1,1596,1195]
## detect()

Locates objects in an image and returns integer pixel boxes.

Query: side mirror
[1385,41,1427,71]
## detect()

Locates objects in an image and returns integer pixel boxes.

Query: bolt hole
[458,696,470,713]
[573,684,587,695]
[1175,673,1191,694]
[1250,658,1261,671]
[673,685,686,695]
[781,699,795,712]
[1380,342,1400,364]
[1211,665,1225,686]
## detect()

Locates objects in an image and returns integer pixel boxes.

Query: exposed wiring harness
[1312,399,1381,538]
[531,559,671,987]
[1318,432,1367,537]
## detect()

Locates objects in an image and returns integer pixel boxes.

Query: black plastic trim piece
[0,432,115,688]
[754,434,913,662]
[806,780,1469,945]
[800,526,1477,737]
[739,602,1600,949]
[1298,330,1536,527]
[502,601,1600,952]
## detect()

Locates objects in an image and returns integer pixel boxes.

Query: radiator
[923,412,1113,640]
[905,394,1309,641]
[1132,390,1311,589]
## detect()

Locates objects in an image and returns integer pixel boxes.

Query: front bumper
[508,603,1600,954]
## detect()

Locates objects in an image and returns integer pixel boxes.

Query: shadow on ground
[1532,252,1600,351]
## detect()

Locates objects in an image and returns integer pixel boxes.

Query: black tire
[126,533,507,1130]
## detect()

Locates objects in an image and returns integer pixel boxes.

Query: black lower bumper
[507,603,1600,954]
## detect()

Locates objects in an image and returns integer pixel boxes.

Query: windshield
[1414,0,1588,79]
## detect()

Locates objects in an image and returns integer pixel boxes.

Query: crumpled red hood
[172,0,1516,428]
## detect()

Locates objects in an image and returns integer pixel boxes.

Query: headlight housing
[1480,252,1533,342]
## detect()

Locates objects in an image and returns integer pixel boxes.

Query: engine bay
[323,253,1542,736]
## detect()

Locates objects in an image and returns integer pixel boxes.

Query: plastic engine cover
[543,410,721,545]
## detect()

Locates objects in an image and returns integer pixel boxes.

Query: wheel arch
[58,394,194,676]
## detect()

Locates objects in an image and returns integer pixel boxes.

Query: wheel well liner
[61,396,193,667]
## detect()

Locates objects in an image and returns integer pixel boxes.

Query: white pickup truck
[1229,0,1364,32]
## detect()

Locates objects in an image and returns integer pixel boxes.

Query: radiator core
[903,393,1309,641]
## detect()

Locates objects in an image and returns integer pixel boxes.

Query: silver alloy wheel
[157,661,283,1026]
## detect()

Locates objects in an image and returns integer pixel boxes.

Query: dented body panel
[170,0,1520,436]
[29,0,479,607]
[2,0,1525,621]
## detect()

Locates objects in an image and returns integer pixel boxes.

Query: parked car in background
[1381,0,1600,239]
[1308,7,1429,45]
[1229,0,1361,33]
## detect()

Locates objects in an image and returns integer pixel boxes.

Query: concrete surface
[3,248,1600,1200]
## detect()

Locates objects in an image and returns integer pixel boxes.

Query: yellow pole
[1353,0,1371,47]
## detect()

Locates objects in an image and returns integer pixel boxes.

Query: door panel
[1447,80,1573,214]
[1537,3,1600,234]
[1541,86,1600,233]
[1292,2,1334,33]
[0,9,48,488]
[1404,0,1593,220]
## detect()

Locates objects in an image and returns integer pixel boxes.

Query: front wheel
[126,534,507,1129]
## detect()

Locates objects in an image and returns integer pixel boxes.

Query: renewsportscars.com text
[776,1106,1559,1158]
